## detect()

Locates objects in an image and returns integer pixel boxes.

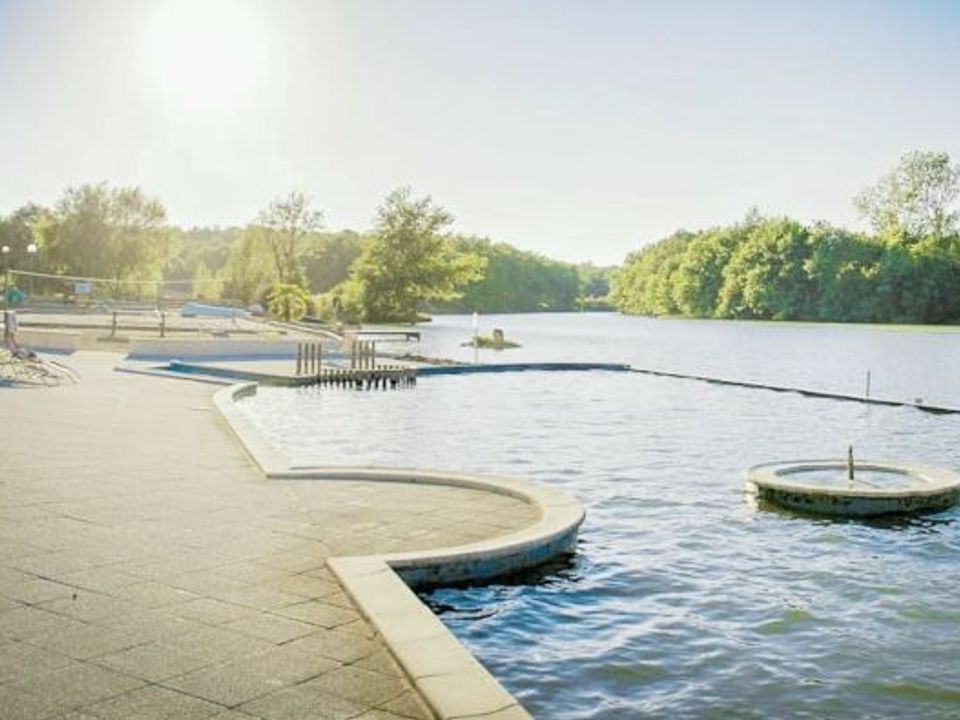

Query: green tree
[438,237,581,313]
[222,227,275,305]
[267,282,311,322]
[610,231,695,315]
[344,188,486,322]
[301,231,365,293]
[855,150,959,241]
[38,183,174,297]
[716,218,812,320]
[256,192,324,286]
[191,260,221,300]
[803,225,882,321]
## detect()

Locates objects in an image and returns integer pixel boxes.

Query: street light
[26,243,37,299]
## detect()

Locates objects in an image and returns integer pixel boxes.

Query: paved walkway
[0,352,539,720]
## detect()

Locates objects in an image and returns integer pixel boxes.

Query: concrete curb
[212,382,586,720]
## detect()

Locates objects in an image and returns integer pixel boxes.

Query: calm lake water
[240,314,960,719]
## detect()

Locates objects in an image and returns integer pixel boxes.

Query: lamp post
[26,243,37,299]
[1,245,9,310]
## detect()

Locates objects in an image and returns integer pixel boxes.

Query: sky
[0,0,957,265]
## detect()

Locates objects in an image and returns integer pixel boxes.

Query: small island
[462,328,521,349]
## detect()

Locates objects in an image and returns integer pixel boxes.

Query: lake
[239,313,960,719]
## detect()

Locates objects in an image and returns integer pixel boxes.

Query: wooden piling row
[350,340,376,370]
[296,342,324,376]
[309,366,416,390]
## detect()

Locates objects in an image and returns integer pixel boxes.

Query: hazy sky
[0,0,957,264]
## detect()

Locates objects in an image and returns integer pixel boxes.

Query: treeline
[612,151,960,324]
[434,238,610,313]
[0,183,612,322]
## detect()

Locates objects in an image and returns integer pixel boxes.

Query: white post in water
[472,311,479,365]
[865,369,871,398]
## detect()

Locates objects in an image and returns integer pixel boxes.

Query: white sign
[75,282,93,295]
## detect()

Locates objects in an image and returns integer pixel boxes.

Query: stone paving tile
[5,659,146,713]
[281,625,383,665]
[221,612,320,644]
[0,352,541,719]
[25,621,143,660]
[0,684,64,720]
[105,608,212,644]
[161,661,296,707]
[379,691,435,720]
[54,566,143,594]
[163,571,248,597]
[37,590,142,623]
[0,573,77,605]
[79,685,224,720]
[169,597,260,625]
[273,599,360,629]
[206,585,304,612]
[0,640,75,683]
[299,665,410,707]
[159,625,276,663]
[0,606,85,641]
[237,684,367,720]
[265,573,340,600]
[111,580,199,607]
[91,641,214,682]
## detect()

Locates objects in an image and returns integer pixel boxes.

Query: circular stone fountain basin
[746,460,960,517]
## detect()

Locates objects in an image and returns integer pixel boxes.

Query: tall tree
[256,191,323,286]
[38,183,173,296]
[855,150,960,241]
[223,227,276,304]
[344,188,485,322]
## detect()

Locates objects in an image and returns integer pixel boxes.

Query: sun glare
[140,0,269,115]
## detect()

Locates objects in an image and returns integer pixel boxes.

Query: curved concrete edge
[213,381,587,720]
[212,382,289,475]
[748,459,960,499]
[329,557,530,720]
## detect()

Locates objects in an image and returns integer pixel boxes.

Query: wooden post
[160,312,166,339]
[865,369,871,398]
[316,344,322,379]
[111,312,118,339]
[351,340,357,369]
[847,445,855,484]
[296,343,303,375]
[371,341,376,370]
